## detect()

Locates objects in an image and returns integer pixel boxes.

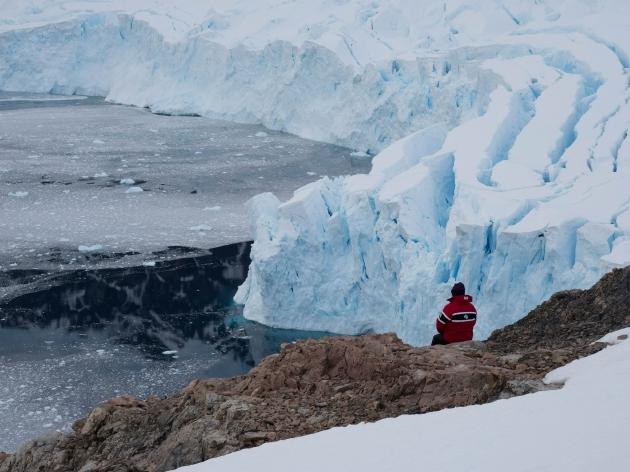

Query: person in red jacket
[431,282,477,346]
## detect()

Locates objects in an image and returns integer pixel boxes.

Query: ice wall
[0,13,482,153]
[3,0,625,153]
[236,33,630,344]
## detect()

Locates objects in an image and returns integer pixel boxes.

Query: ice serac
[237,26,630,344]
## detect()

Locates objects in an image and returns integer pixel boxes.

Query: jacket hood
[448,294,473,303]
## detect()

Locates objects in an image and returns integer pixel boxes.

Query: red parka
[436,294,477,343]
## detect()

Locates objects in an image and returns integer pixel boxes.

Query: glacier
[0,2,487,154]
[234,10,630,344]
[2,1,630,344]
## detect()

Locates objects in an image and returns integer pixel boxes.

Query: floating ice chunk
[125,186,144,194]
[92,139,105,144]
[307,171,317,176]
[350,151,369,157]
[162,350,178,355]
[142,261,157,267]
[95,349,106,355]
[190,224,212,231]
[203,206,221,211]
[8,191,28,197]
[254,131,268,138]
[120,178,135,185]
[93,172,108,178]
[78,244,103,252]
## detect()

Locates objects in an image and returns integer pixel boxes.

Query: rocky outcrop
[487,267,630,353]
[2,267,629,472]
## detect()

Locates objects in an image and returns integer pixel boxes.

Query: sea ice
[189,225,212,232]
[78,245,103,253]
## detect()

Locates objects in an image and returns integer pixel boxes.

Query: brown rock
[80,406,108,435]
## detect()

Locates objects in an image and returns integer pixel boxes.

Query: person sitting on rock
[431,282,477,346]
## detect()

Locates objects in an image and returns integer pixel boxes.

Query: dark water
[0,242,332,452]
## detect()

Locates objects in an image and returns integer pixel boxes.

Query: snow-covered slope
[175,328,630,472]
[2,1,630,343]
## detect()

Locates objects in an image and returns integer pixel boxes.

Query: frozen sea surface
[0,91,370,270]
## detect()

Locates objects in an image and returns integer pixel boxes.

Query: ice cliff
[0,1,492,153]
[2,1,630,343]
[234,8,630,344]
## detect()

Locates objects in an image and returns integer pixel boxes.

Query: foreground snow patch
[175,328,630,472]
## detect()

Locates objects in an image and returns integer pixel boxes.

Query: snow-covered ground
[175,327,630,472]
[2,1,630,341]
[0,93,367,270]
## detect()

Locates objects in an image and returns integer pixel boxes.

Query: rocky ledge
[2,267,630,472]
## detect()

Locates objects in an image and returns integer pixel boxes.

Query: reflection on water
[0,242,332,452]
[2,242,252,359]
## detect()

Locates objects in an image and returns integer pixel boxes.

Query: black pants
[431,333,448,346]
